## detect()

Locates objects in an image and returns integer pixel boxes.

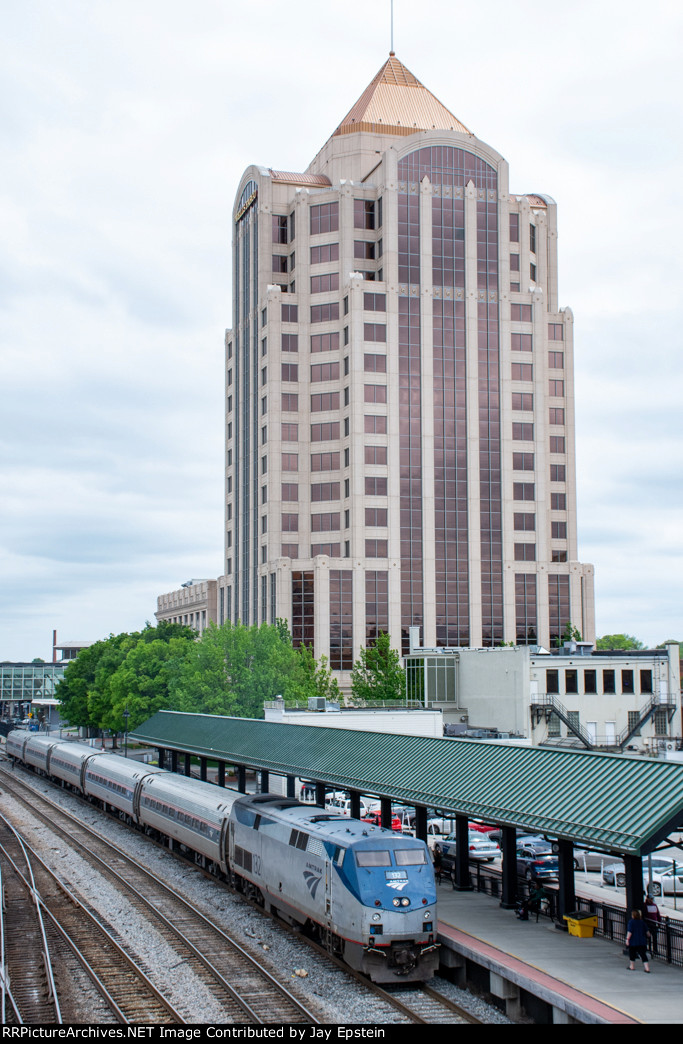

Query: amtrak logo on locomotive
[303,863,323,898]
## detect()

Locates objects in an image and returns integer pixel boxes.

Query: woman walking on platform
[626,910,651,973]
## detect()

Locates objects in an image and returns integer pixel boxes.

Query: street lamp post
[123,707,130,758]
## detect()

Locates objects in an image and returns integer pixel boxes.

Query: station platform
[435,883,683,1024]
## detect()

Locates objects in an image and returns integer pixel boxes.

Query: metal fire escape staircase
[532,693,594,749]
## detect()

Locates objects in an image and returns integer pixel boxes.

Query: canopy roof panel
[131,712,683,856]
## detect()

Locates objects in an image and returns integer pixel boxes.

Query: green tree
[595,633,644,650]
[172,620,300,719]
[350,633,405,702]
[107,634,196,732]
[285,644,341,703]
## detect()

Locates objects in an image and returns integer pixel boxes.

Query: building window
[512,422,534,441]
[272,254,288,274]
[546,669,559,694]
[640,669,653,694]
[549,408,565,425]
[282,333,298,352]
[365,539,388,557]
[354,199,375,229]
[584,670,597,695]
[565,669,578,695]
[364,445,387,465]
[281,393,298,411]
[551,521,567,539]
[365,476,387,495]
[272,215,288,244]
[364,292,386,311]
[529,224,536,253]
[550,436,565,453]
[603,670,615,694]
[510,253,520,271]
[512,393,533,411]
[513,483,535,501]
[551,550,567,562]
[261,516,268,533]
[364,354,387,373]
[529,262,536,282]
[511,304,532,321]
[550,464,566,482]
[281,453,298,471]
[311,512,340,532]
[311,452,339,471]
[281,422,298,441]
[364,384,387,403]
[311,273,340,294]
[509,213,519,242]
[281,303,298,322]
[311,243,339,264]
[311,362,339,382]
[281,363,298,382]
[549,379,565,397]
[311,303,340,324]
[344,417,349,436]
[311,482,340,502]
[512,333,533,351]
[281,513,298,532]
[310,203,339,235]
[281,483,298,502]
[513,452,534,471]
[291,571,314,648]
[551,492,566,510]
[311,392,339,412]
[365,508,387,526]
[311,421,340,441]
[512,363,533,381]
[622,670,635,695]
[364,415,387,434]
[311,332,339,353]
[549,351,564,369]
[548,323,564,340]
[281,543,298,558]
[364,323,386,342]
[514,513,535,531]
[355,241,375,259]
[514,543,536,561]
[329,570,353,669]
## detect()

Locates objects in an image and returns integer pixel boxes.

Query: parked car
[647,865,683,896]
[602,857,674,888]
[325,793,379,818]
[516,842,559,881]
[437,832,501,873]
[571,847,613,872]
[362,810,403,832]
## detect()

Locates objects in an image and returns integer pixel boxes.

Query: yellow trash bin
[563,912,598,938]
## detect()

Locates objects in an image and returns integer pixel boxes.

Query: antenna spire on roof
[390,0,394,54]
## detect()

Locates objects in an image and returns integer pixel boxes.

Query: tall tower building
[219,54,595,672]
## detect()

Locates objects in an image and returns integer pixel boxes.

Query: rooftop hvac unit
[308,698,327,712]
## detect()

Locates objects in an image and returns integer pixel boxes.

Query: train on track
[5,730,439,982]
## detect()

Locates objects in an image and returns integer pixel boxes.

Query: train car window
[333,846,345,865]
[394,849,427,866]
[234,805,259,827]
[356,850,391,867]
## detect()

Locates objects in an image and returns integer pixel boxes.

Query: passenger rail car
[5,731,438,983]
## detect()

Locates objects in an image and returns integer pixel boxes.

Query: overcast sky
[2,0,682,660]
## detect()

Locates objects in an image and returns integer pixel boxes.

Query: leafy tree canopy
[595,633,644,650]
[171,620,301,719]
[350,633,405,702]
[285,644,341,704]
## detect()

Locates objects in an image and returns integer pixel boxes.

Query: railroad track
[378,982,484,1023]
[0,813,184,1023]
[0,766,322,1024]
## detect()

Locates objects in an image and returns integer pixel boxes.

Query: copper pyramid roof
[333,54,470,138]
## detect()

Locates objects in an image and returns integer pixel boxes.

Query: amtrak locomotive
[5,730,439,982]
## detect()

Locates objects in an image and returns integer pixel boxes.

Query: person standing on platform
[626,910,651,972]
[643,893,661,956]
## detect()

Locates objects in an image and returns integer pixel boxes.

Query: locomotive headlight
[400,897,410,906]
[372,912,382,921]
[392,898,401,907]
[423,911,432,919]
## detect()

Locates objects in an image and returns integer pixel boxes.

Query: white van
[325,793,380,818]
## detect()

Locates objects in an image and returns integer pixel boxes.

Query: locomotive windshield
[395,849,427,865]
[355,849,392,867]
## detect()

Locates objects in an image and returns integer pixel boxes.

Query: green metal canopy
[130,711,683,857]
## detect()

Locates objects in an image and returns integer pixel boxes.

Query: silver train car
[5,731,439,982]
